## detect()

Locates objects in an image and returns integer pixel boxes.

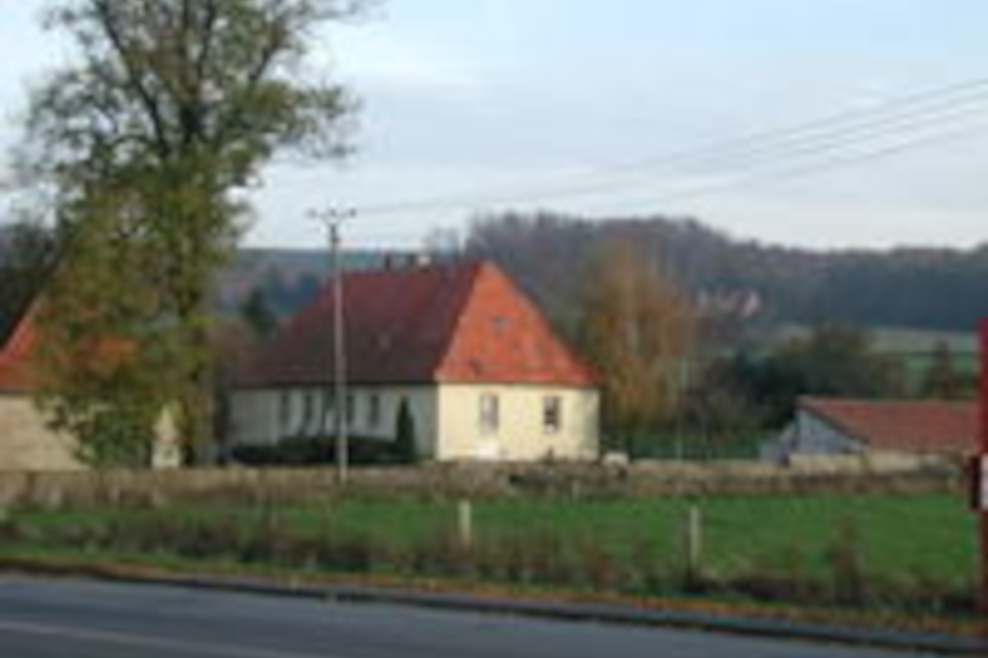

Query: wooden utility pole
[312,208,356,484]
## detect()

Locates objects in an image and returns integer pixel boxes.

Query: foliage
[18,0,357,455]
[230,435,405,466]
[466,212,988,336]
[577,240,696,449]
[394,398,418,464]
[33,208,178,468]
[919,341,971,399]
[709,325,906,428]
[239,287,279,339]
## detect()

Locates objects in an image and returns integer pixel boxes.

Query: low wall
[0,459,965,510]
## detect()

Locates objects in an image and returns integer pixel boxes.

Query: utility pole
[311,208,356,485]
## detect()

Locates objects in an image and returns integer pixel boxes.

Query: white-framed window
[321,389,334,433]
[368,393,381,428]
[278,391,291,432]
[479,393,500,435]
[543,396,562,434]
[302,391,315,434]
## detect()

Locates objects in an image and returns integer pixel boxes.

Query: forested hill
[6,216,988,337]
[463,213,988,333]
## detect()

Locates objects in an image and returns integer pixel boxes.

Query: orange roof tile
[0,303,39,393]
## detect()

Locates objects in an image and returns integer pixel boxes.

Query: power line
[349,77,988,217]
[604,117,988,212]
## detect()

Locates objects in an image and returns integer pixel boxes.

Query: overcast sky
[2,1,988,251]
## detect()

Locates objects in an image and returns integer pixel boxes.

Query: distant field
[10,492,976,591]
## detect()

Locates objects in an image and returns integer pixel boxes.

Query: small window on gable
[480,393,500,435]
[543,396,562,434]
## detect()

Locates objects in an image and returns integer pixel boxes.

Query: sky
[1,1,988,251]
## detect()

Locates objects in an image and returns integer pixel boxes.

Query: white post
[458,499,473,549]
[684,504,703,579]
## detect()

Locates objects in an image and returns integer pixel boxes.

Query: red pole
[978,319,988,621]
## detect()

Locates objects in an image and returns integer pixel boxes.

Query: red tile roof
[800,396,977,455]
[243,260,595,388]
[0,303,39,393]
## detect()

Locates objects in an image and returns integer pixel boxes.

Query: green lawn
[9,492,976,591]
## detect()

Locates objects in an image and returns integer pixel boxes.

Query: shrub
[230,435,402,466]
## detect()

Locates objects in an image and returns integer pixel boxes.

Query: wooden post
[684,504,703,581]
[458,499,473,549]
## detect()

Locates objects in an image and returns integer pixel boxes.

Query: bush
[230,435,403,466]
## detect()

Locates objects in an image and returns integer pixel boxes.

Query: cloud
[324,28,483,96]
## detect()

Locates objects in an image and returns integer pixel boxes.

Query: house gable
[435,263,594,388]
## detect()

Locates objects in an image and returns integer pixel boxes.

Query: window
[543,396,562,434]
[479,394,500,435]
[302,391,315,433]
[278,391,291,432]
[321,389,334,432]
[346,393,356,426]
[368,394,381,428]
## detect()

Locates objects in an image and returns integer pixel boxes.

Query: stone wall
[0,458,964,510]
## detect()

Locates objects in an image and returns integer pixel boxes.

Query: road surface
[0,576,938,657]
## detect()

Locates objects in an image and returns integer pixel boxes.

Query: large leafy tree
[18,0,357,460]
[577,240,696,451]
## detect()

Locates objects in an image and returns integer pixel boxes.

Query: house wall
[794,410,861,454]
[436,384,599,461]
[0,394,181,471]
[229,384,601,462]
[228,386,439,455]
[0,394,82,471]
[761,409,861,463]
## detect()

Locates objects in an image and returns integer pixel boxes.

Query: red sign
[971,455,988,512]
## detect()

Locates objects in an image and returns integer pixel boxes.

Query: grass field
[8,492,976,593]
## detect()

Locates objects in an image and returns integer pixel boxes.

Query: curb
[3,561,987,656]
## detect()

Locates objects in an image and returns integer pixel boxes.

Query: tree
[920,340,967,399]
[33,203,179,468]
[239,287,279,339]
[723,325,906,428]
[577,240,696,451]
[393,398,417,464]
[18,0,357,457]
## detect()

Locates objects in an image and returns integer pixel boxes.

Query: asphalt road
[0,576,941,658]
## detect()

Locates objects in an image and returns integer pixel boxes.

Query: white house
[762,396,975,466]
[230,260,600,461]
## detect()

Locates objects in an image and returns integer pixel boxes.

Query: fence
[0,459,964,507]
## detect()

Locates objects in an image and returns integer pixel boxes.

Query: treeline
[464,212,988,334]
